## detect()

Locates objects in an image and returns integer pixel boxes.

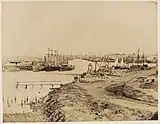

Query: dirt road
[35,68,158,121]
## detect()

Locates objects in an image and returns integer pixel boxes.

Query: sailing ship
[129,48,149,70]
[43,48,61,71]
[59,56,75,71]
[33,47,75,72]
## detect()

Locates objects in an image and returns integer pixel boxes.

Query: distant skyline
[2,1,157,58]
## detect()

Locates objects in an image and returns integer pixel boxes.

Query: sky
[2,1,157,58]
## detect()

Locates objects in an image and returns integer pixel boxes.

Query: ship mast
[47,48,50,65]
[54,49,58,66]
[44,55,46,64]
[131,53,134,66]
[50,47,53,64]
[137,48,140,65]
[142,51,145,66]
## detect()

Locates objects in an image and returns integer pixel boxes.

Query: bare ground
[4,68,158,122]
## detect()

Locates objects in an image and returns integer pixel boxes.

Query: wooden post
[16,82,19,89]
[25,85,28,89]
[41,84,43,89]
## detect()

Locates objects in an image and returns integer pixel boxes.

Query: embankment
[35,82,155,121]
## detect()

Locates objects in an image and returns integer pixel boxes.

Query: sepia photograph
[1,1,158,122]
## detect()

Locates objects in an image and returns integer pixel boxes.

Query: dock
[16,80,72,89]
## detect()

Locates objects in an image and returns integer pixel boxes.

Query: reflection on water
[3,59,91,113]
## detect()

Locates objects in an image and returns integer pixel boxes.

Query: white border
[0,0,159,124]
[0,1,3,123]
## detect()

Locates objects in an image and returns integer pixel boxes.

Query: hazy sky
[2,1,157,58]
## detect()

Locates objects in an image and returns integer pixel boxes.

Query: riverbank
[3,67,158,122]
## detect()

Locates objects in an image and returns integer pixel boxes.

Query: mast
[47,48,50,65]
[131,53,134,66]
[106,55,110,68]
[44,56,46,64]
[54,50,58,66]
[50,47,53,64]
[66,56,69,64]
[142,51,145,65]
[137,48,140,65]
[62,55,65,64]
[104,54,107,67]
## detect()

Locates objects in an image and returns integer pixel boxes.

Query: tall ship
[33,47,75,72]
[129,48,149,70]
[59,56,75,71]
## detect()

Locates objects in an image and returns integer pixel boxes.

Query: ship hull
[59,65,75,71]
[17,65,33,71]
[44,66,60,71]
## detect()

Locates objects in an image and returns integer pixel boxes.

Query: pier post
[14,97,16,104]
[16,82,19,89]
[41,84,43,89]
[25,85,28,89]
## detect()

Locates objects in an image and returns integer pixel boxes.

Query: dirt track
[33,68,158,121]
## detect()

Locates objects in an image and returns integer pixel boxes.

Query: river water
[2,59,93,114]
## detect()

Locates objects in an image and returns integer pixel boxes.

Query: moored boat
[44,65,60,71]
[32,47,76,72]
[59,64,75,71]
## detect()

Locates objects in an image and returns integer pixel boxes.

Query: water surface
[3,59,91,113]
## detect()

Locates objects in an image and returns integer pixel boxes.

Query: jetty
[16,80,72,89]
